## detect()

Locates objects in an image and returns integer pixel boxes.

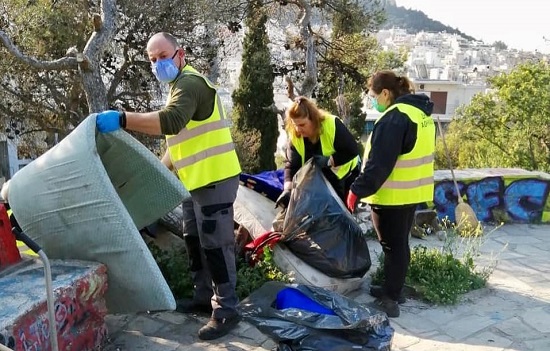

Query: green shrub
[371,224,495,305]
[406,245,488,304]
[148,243,291,301]
[236,247,292,299]
[148,242,193,299]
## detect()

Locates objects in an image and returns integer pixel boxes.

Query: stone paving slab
[101,224,550,351]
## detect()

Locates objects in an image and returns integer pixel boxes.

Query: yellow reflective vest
[363,103,435,206]
[166,65,241,191]
[291,114,359,179]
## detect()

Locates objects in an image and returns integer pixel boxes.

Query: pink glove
[346,191,358,212]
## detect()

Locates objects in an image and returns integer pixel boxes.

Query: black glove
[275,189,291,209]
[313,155,331,168]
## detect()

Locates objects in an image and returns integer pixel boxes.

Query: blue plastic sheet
[240,169,284,202]
[239,282,394,351]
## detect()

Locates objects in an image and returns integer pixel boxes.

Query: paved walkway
[103,224,550,351]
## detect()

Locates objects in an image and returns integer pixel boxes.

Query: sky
[395,0,550,54]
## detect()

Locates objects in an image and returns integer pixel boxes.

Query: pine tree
[231,0,277,173]
[316,1,403,141]
[316,3,375,140]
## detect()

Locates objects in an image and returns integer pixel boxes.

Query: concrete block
[0,259,108,351]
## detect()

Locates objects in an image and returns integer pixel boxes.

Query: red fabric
[0,203,21,268]
[244,231,282,266]
[346,191,358,212]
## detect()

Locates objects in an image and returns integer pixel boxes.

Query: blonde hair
[285,96,327,143]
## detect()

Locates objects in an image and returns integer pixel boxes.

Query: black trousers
[370,204,417,300]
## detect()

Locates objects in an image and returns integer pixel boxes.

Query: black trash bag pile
[158,203,184,237]
[281,160,371,278]
[239,281,394,351]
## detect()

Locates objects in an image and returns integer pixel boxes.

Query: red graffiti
[12,269,108,351]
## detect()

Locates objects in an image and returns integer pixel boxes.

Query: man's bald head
[147,32,178,50]
[146,32,184,63]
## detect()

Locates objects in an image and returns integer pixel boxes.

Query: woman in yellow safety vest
[275,96,360,209]
[346,71,435,318]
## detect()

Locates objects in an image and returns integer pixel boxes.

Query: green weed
[371,221,498,305]
[148,243,291,301]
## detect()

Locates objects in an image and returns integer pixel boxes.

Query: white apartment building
[363,80,484,135]
[363,27,550,135]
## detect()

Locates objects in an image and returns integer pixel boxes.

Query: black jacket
[350,94,434,201]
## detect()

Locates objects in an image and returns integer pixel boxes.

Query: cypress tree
[231,0,277,173]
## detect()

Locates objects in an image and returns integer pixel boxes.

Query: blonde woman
[275,96,360,208]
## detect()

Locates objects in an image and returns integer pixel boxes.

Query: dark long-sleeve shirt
[158,67,216,135]
[350,94,434,200]
[284,116,359,184]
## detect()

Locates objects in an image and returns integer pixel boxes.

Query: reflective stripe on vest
[166,65,241,191]
[292,114,358,179]
[363,103,435,205]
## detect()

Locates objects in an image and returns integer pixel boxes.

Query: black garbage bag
[239,281,394,351]
[281,160,371,278]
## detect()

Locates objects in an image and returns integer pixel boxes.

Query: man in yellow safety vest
[95,32,242,340]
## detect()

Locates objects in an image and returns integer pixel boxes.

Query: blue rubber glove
[96,110,125,133]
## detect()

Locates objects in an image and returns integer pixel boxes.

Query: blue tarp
[239,169,284,202]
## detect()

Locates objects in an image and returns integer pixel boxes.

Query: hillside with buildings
[382,3,476,42]
[368,28,548,125]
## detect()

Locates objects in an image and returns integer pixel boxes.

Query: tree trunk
[81,1,118,112]
[81,62,109,112]
[297,0,317,98]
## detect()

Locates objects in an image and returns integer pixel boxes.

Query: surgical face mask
[151,50,180,83]
[370,95,387,113]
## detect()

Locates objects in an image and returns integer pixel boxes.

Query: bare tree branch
[264,103,285,118]
[0,31,78,70]
[79,0,118,111]
[106,46,132,100]
[296,0,317,97]
[285,75,299,100]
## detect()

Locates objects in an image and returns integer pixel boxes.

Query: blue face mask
[151,50,180,83]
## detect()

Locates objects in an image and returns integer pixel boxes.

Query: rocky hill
[382,4,477,41]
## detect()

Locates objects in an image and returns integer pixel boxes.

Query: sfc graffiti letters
[433,177,550,223]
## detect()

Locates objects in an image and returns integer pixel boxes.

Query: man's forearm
[124,111,163,135]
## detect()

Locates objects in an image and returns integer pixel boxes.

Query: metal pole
[11,228,59,351]
[38,250,59,351]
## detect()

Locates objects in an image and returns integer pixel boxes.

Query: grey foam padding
[8,115,189,313]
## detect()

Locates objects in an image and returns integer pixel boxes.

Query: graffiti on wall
[14,274,107,351]
[3,268,108,351]
[433,176,550,223]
